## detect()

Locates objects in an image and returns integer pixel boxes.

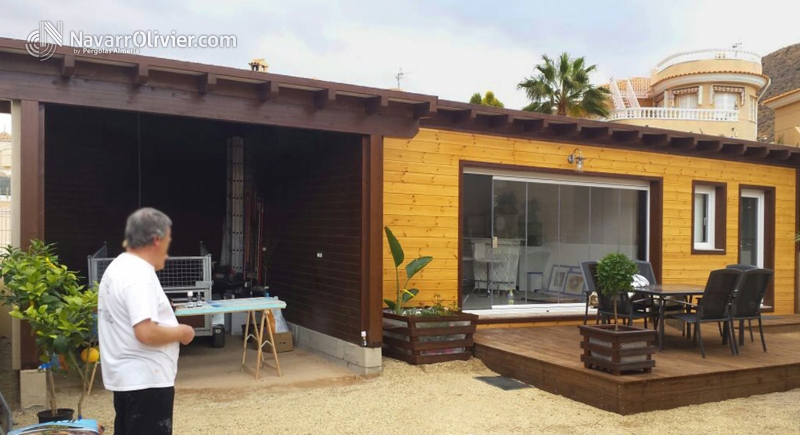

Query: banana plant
[384,227,433,315]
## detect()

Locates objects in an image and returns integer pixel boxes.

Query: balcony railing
[656,49,761,73]
[609,107,739,122]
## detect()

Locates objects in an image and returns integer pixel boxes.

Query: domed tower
[609,48,768,140]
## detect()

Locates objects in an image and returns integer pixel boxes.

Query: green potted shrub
[577,253,657,375]
[382,227,478,365]
[0,240,99,422]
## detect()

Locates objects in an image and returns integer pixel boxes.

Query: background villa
[607,48,768,141]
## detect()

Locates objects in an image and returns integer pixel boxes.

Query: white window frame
[749,95,758,123]
[694,185,716,251]
[740,189,765,268]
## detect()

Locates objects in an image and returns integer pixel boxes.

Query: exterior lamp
[567,148,586,173]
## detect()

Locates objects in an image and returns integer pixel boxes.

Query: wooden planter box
[578,324,657,375]
[382,311,479,365]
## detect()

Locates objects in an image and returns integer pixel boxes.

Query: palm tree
[469,91,505,108]
[517,53,610,118]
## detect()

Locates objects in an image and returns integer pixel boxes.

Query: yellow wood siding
[383,128,797,315]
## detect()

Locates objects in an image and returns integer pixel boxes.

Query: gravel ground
[0,336,20,410]
[11,358,800,435]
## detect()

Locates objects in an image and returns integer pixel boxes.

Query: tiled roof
[763,87,800,104]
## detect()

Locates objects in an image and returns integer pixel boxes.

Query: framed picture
[564,270,585,295]
[548,265,570,292]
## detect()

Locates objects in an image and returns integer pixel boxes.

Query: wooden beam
[18,100,45,248]
[134,63,149,86]
[314,88,336,109]
[513,118,545,133]
[580,126,610,140]
[197,73,217,95]
[669,136,698,149]
[642,133,670,147]
[361,135,384,347]
[0,68,420,138]
[60,55,75,78]
[0,100,9,114]
[15,100,45,369]
[413,101,435,119]
[256,81,280,102]
[695,140,723,153]
[786,153,800,166]
[765,149,792,161]
[488,114,510,128]
[548,122,579,137]
[743,146,770,158]
[365,95,388,115]
[720,143,747,155]
[452,108,476,124]
[612,130,641,144]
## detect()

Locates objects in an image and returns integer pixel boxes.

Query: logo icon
[26,21,63,61]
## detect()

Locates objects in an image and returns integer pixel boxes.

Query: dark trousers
[113,387,175,435]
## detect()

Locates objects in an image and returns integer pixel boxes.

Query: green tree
[469,91,505,108]
[517,52,610,118]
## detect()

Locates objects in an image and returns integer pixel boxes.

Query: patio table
[635,284,705,350]
[176,297,287,379]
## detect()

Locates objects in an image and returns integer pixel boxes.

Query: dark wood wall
[252,129,363,343]
[45,105,364,343]
[46,105,231,279]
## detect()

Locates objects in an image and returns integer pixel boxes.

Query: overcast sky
[1,0,799,131]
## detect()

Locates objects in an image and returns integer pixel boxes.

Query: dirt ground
[9,357,800,435]
[0,336,20,410]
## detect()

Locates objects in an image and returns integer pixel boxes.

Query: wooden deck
[474,325,800,415]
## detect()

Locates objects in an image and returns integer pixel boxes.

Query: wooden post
[361,135,383,347]
[11,100,45,370]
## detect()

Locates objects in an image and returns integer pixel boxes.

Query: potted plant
[382,227,479,365]
[577,253,657,375]
[0,240,99,422]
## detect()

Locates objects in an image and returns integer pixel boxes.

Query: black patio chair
[634,260,657,285]
[580,261,655,328]
[726,264,758,272]
[664,268,741,358]
[579,261,599,325]
[730,268,773,352]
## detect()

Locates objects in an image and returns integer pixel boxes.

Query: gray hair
[124,208,172,249]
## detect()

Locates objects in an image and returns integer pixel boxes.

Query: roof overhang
[424,100,800,167]
[0,37,437,138]
[764,88,800,110]
[0,37,798,167]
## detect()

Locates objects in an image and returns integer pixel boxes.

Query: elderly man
[98,208,195,435]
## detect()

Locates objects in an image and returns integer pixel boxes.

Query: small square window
[692,182,726,254]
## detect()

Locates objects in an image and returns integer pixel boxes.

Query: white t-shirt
[98,253,180,391]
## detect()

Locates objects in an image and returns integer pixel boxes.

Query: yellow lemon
[80,347,100,363]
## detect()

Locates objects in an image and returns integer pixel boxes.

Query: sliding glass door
[462,171,649,310]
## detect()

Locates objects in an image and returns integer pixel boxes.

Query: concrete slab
[175,335,360,390]
[175,335,357,390]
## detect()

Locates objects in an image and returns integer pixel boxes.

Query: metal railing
[609,78,626,110]
[609,107,739,122]
[624,78,641,109]
[656,49,761,72]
